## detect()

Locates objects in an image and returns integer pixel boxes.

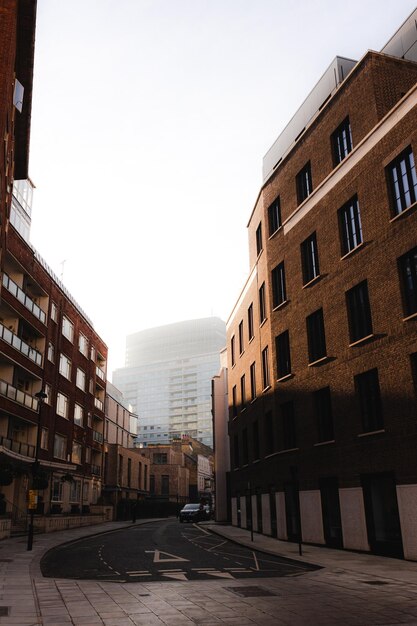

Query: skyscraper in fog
[113,317,226,447]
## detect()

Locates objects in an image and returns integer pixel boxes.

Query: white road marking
[207,540,228,552]
[161,572,188,581]
[144,549,189,563]
[252,551,260,571]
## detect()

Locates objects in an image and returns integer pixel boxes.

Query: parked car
[179,503,205,523]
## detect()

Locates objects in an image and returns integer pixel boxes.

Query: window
[256,222,263,256]
[59,353,71,380]
[313,388,334,442]
[265,411,274,455]
[47,342,54,363]
[233,434,239,468]
[44,383,51,405]
[238,320,244,354]
[40,428,48,450]
[250,362,256,401]
[76,368,86,391]
[259,282,266,324]
[240,374,246,410]
[247,303,254,341]
[53,433,67,459]
[281,401,296,450]
[62,316,74,342]
[128,458,132,487]
[232,385,237,418]
[355,368,383,432]
[51,479,63,501]
[261,346,270,390]
[301,232,320,285]
[387,146,417,215]
[70,479,81,502]
[339,195,363,256]
[78,332,88,357]
[72,441,82,464]
[296,161,312,204]
[306,309,327,363]
[90,346,96,361]
[231,336,235,367]
[252,421,260,460]
[161,474,169,495]
[85,446,91,463]
[398,246,417,317]
[56,392,68,418]
[268,196,281,236]
[346,280,373,343]
[276,331,291,379]
[153,453,167,464]
[272,262,286,308]
[242,428,249,465]
[332,117,353,165]
[50,302,58,322]
[74,403,83,427]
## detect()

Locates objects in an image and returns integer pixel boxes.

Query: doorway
[320,477,343,548]
[361,473,403,558]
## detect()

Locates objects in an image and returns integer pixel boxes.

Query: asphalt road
[40,518,320,583]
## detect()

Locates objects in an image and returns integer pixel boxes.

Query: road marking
[191,568,216,571]
[207,540,228,552]
[145,549,189,563]
[252,551,260,571]
[194,524,211,535]
[158,569,184,572]
[126,570,149,574]
[199,570,235,579]
[128,573,152,577]
[161,572,188,581]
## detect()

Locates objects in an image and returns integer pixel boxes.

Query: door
[269,488,277,538]
[320,477,343,548]
[361,473,403,558]
[284,482,300,542]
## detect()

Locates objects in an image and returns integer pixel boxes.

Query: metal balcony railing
[94,397,103,411]
[92,430,103,444]
[0,322,42,366]
[0,378,39,411]
[91,464,101,476]
[2,273,46,324]
[95,366,105,381]
[0,435,35,458]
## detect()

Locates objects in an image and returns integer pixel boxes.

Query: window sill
[265,451,280,459]
[252,458,260,464]
[268,225,283,241]
[314,440,335,447]
[250,397,257,405]
[248,336,255,344]
[358,429,385,438]
[402,311,417,322]
[340,242,365,260]
[277,447,299,455]
[240,406,246,413]
[389,200,417,223]
[259,318,268,329]
[302,274,322,289]
[349,334,375,348]
[273,300,289,312]
[262,385,271,393]
[277,373,293,382]
[308,355,331,367]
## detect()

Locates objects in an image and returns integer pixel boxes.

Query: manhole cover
[226,586,276,598]
[0,607,9,616]
[362,580,389,586]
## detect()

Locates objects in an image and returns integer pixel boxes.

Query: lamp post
[27,390,47,551]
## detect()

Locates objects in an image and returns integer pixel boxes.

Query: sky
[28,0,417,376]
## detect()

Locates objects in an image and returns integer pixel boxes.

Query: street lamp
[27,389,47,551]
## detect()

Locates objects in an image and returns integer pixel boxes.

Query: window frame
[250,361,256,401]
[256,222,263,256]
[276,330,291,379]
[259,282,266,324]
[53,433,67,460]
[339,195,363,256]
[296,161,313,204]
[247,303,254,341]
[62,315,74,343]
[355,368,383,433]
[313,387,334,443]
[238,320,244,355]
[59,353,72,380]
[272,261,287,308]
[56,392,68,419]
[387,145,417,216]
[346,280,373,343]
[268,196,281,236]
[331,116,353,166]
[398,246,417,317]
[261,346,270,390]
[306,308,327,363]
[301,232,320,285]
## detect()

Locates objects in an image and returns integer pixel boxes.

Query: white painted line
[252,551,260,571]
[207,540,228,552]
[126,570,149,574]
[145,549,189,563]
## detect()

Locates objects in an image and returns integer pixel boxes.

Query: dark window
[313,387,334,442]
[259,282,266,323]
[252,421,260,460]
[306,308,327,363]
[355,368,383,432]
[332,117,353,165]
[261,346,270,389]
[296,161,312,204]
[410,353,417,404]
[240,374,246,410]
[256,222,263,255]
[276,330,291,379]
[250,362,256,401]
[265,411,274,455]
[127,458,132,487]
[232,385,237,418]
[399,246,417,317]
[231,335,235,367]
[233,434,239,468]
[150,475,155,494]
[339,195,363,256]
[242,428,249,465]
[301,232,320,284]
[268,197,281,236]
[247,303,254,340]
[346,280,373,343]
[281,401,296,450]
[387,146,417,215]
[161,475,169,495]
[238,320,244,354]
[272,262,286,308]
[153,453,167,464]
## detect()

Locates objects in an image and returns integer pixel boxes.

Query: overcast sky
[28,0,416,376]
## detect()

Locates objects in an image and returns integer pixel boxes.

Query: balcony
[96,366,105,382]
[0,378,38,411]
[0,435,35,459]
[93,429,103,444]
[94,397,103,411]
[2,273,46,324]
[91,464,101,476]
[0,322,42,366]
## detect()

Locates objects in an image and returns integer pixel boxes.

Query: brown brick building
[227,11,417,560]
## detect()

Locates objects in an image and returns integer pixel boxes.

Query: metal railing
[2,273,46,324]
[0,322,42,366]
[0,435,35,458]
[92,430,103,443]
[0,378,38,411]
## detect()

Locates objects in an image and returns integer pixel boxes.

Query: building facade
[227,9,417,560]
[113,317,226,447]
[211,348,230,522]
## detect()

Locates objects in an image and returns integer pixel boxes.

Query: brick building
[0,1,108,524]
[141,445,190,503]
[227,10,417,560]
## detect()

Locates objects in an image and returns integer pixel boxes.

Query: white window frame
[47,342,54,363]
[78,332,88,357]
[53,433,67,460]
[62,315,74,342]
[56,392,68,419]
[59,353,71,380]
[51,479,63,501]
[51,302,58,323]
[72,441,82,465]
[76,368,86,391]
